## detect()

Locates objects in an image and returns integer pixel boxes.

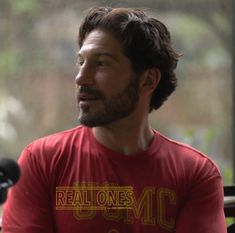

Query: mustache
[78,85,104,98]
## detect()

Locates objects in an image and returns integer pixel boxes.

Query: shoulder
[26,125,87,151]
[154,131,221,177]
[18,126,91,179]
[19,126,90,163]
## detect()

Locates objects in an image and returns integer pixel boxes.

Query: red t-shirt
[2,126,226,233]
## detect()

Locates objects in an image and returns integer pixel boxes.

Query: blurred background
[0,0,233,186]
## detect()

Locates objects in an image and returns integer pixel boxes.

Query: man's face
[75,29,140,127]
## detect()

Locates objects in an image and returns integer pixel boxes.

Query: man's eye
[78,61,84,66]
[97,61,105,66]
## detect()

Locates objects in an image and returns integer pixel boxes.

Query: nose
[75,63,94,86]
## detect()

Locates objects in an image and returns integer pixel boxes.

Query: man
[2,6,226,233]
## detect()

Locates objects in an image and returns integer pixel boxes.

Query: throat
[92,126,154,155]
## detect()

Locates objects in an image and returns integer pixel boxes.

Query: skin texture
[75,29,161,155]
[76,30,139,128]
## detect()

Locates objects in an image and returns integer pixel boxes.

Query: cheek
[95,73,118,91]
[95,69,134,95]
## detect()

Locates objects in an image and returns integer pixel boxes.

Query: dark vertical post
[233,0,235,183]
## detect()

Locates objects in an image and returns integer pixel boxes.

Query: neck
[92,114,154,155]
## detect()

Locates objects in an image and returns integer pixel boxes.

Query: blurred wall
[0,0,233,184]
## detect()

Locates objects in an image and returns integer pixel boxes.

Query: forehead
[79,29,124,57]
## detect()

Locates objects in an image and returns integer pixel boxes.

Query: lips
[77,86,103,107]
[77,93,101,108]
[78,94,99,101]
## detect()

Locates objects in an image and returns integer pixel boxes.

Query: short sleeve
[175,160,226,233]
[2,145,55,233]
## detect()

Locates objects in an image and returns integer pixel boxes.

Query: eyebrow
[77,51,118,62]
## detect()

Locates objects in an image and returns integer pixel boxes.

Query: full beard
[77,75,139,127]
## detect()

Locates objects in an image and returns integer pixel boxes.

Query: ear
[139,68,161,94]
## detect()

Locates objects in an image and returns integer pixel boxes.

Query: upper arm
[2,146,55,233]
[175,173,226,233]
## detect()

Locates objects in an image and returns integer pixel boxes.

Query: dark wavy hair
[78,7,180,111]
